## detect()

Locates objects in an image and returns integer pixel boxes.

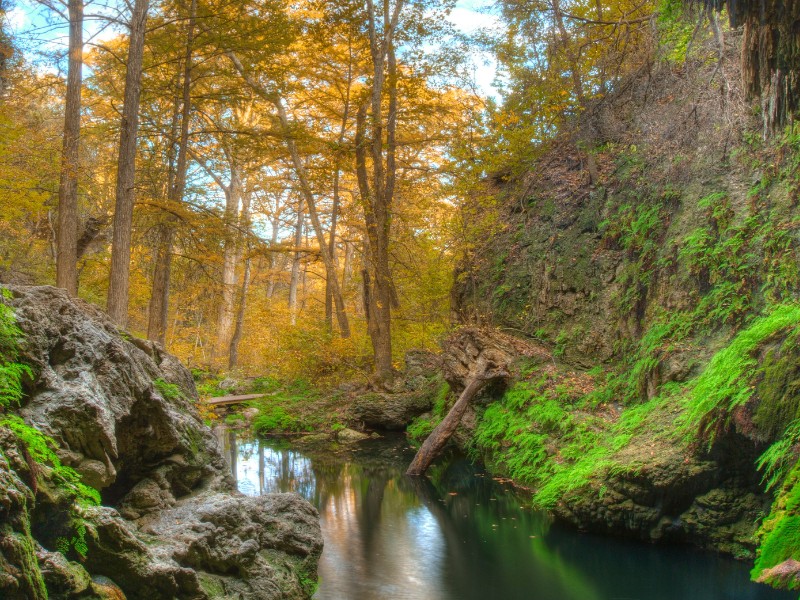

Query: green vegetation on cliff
[453,24,800,582]
[0,290,31,408]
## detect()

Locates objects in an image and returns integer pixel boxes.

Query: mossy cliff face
[452,51,800,588]
[0,286,322,599]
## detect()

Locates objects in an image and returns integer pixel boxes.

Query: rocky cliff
[449,36,800,586]
[0,285,322,599]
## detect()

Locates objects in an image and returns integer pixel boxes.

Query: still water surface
[221,432,795,600]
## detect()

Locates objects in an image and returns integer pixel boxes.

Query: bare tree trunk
[325,38,353,330]
[272,96,351,338]
[266,208,281,298]
[229,190,252,369]
[215,161,242,354]
[147,0,196,344]
[342,237,354,289]
[107,0,150,327]
[354,0,404,385]
[228,255,251,369]
[56,0,83,296]
[288,200,303,325]
[406,359,493,476]
[147,225,174,344]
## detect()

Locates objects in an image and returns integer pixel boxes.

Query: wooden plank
[203,393,266,406]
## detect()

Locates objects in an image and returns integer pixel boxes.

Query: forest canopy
[0,0,794,384]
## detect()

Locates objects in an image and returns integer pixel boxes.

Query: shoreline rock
[0,285,322,599]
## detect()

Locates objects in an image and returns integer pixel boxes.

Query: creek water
[221,432,795,600]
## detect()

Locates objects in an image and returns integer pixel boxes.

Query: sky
[6,0,502,96]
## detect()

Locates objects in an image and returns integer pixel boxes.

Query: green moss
[681,304,800,438]
[153,377,184,402]
[752,461,800,586]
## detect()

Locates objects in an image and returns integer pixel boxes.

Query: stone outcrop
[0,285,322,599]
[348,351,441,430]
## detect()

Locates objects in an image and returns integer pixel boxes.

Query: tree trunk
[147,224,174,345]
[406,358,494,476]
[325,44,353,330]
[272,96,351,338]
[215,161,242,354]
[107,0,150,327]
[227,185,251,368]
[354,0,404,385]
[266,209,281,298]
[56,0,83,296]
[288,200,304,325]
[229,251,251,369]
[342,237,354,289]
[148,0,195,344]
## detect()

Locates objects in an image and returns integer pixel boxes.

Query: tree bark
[215,159,242,353]
[107,0,150,326]
[148,0,196,344]
[266,205,281,298]
[288,199,304,325]
[354,0,404,384]
[147,224,174,344]
[229,190,252,369]
[272,96,351,338]
[56,0,83,296]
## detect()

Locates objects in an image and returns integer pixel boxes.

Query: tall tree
[107,0,150,326]
[55,0,83,295]
[224,49,352,338]
[354,0,405,384]
[147,0,197,344]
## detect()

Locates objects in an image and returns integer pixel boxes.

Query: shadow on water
[219,431,795,600]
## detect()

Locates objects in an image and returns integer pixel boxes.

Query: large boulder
[0,285,322,599]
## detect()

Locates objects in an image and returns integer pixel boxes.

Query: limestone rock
[0,285,322,599]
[336,428,369,443]
[349,391,433,430]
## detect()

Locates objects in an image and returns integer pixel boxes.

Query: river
[221,432,795,600]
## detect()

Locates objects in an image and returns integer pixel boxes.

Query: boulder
[335,428,369,443]
[0,285,322,599]
[349,391,433,430]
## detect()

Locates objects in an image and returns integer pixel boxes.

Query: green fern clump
[0,414,100,506]
[0,289,31,408]
[681,304,800,436]
[472,377,617,509]
[751,461,800,587]
[407,381,453,442]
[154,377,184,402]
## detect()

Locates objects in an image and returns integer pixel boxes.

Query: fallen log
[406,354,509,476]
[406,327,548,477]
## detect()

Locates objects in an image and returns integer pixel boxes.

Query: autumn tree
[107,0,151,326]
[55,0,83,295]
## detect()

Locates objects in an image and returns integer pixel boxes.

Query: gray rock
[336,428,369,443]
[349,391,433,430]
[0,285,322,599]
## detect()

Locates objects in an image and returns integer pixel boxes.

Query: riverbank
[212,313,800,593]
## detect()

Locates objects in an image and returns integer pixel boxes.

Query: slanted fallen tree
[406,327,548,476]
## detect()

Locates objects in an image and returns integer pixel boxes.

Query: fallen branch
[406,355,509,476]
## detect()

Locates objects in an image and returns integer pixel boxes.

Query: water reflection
[219,432,794,600]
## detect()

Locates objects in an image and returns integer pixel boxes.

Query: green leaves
[0,289,32,409]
